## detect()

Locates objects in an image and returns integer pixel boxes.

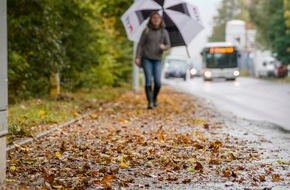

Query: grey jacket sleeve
[163,29,171,50]
[136,29,147,59]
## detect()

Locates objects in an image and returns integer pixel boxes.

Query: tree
[7,0,134,102]
[284,0,290,60]
[249,0,290,64]
[209,0,247,42]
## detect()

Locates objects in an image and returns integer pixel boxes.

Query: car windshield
[167,59,187,70]
[205,49,238,69]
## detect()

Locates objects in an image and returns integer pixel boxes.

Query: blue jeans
[142,57,162,87]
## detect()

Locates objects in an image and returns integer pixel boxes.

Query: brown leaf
[149,148,156,155]
[195,162,203,171]
[209,140,223,152]
[223,170,231,177]
[228,152,236,160]
[182,178,191,184]
[60,141,66,152]
[209,159,220,165]
[157,129,165,143]
[259,175,266,182]
[203,122,209,129]
[194,143,204,150]
[102,175,113,189]
[272,174,282,182]
[44,173,55,183]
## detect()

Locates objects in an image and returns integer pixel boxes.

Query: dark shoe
[153,85,161,107]
[148,102,154,109]
[145,86,153,109]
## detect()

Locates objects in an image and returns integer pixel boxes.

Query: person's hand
[159,44,166,50]
[135,58,141,67]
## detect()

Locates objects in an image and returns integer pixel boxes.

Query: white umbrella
[121,0,204,48]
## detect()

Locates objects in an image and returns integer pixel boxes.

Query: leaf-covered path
[6,88,290,189]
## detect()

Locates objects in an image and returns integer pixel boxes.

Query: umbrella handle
[186,46,191,58]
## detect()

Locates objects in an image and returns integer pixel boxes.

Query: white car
[163,55,191,81]
[257,56,276,77]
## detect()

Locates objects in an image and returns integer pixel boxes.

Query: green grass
[7,86,130,144]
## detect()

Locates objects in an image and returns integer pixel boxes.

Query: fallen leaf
[102,175,113,189]
[13,143,32,152]
[187,167,195,173]
[209,159,220,165]
[277,160,290,165]
[89,113,98,119]
[195,162,203,171]
[9,166,16,171]
[55,151,62,159]
[259,175,266,182]
[272,174,282,182]
[119,155,129,169]
[228,152,236,160]
[39,110,46,117]
[203,122,209,129]
[182,178,191,184]
[223,170,231,177]
[157,129,165,143]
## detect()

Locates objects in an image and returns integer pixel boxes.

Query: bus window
[205,50,238,69]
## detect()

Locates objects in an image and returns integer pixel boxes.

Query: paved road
[164,77,290,131]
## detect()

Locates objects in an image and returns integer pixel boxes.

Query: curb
[6,111,94,152]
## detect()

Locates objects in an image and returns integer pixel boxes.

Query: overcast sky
[171,0,222,62]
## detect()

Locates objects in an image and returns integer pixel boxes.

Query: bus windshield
[205,47,238,69]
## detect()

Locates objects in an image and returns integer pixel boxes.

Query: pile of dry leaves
[6,88,290,189]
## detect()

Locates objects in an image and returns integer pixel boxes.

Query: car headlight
[190,69,197,75]
[233,70,240,76]
[204,71,211,78]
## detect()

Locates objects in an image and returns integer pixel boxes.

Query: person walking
[135,11,171,109]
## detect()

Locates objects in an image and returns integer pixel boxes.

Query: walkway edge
[6,111,94,152]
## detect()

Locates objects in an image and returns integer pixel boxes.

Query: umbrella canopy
[121,0,204,47]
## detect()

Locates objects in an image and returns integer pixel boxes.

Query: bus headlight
[204,71,212,78]
[233,70,240,76]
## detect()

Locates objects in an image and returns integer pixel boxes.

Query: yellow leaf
[55,151,62,159]
[53,185,64,189]
[89,113,98,119]
[9,166,16,171]
[119,155,129,169]
[13,143,32,152]
[187,167,195,173]
[187,158,196,163]
[39,110,46,117]
[120,160,129,169]
[6,179,16,182]
[157,129,165,143]
[194,119,205,125]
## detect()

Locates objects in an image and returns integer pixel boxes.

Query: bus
[201,42,240,81]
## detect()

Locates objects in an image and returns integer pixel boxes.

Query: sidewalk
[6,87,290,189]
